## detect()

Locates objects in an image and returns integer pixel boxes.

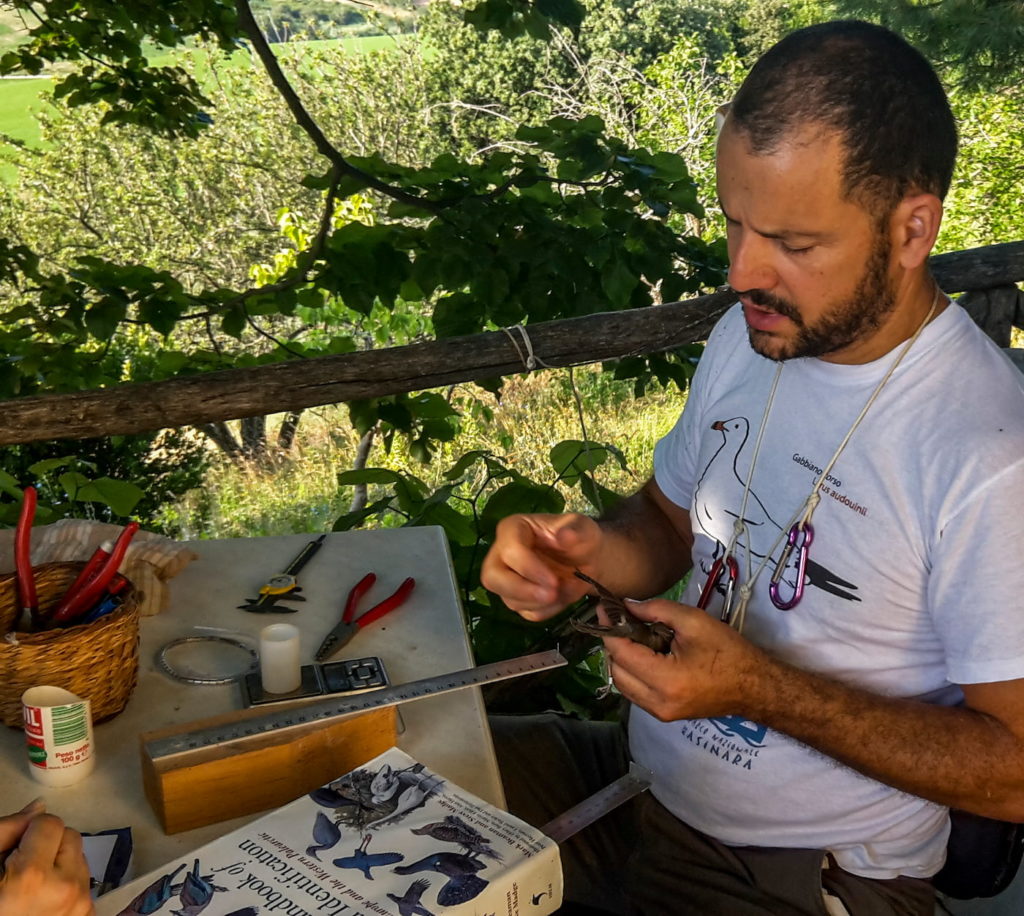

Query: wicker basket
[0,562,140,727]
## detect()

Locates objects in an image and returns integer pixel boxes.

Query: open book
[96,747,562,915]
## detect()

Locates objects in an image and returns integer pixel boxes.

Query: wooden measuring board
[141,703,397,834]
[141,650,566,834]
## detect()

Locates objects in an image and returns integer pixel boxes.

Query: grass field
[0,78,48,146]
[0,32,415,182]
[156,371,686,540]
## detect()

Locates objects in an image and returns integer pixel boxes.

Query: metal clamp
[156,635,258,686]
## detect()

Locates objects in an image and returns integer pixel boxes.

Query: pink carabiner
[769,523,814,610]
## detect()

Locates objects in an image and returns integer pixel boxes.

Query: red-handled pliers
[50,521,140,625]
[315,573,415,662]
[15,486,38,622]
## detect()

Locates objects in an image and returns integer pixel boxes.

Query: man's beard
[737,236,896,361]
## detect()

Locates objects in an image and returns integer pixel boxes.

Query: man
[481,20,1024,916]
[0,800,93,915]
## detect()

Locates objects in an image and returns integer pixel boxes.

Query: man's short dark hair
[728,20,958,217]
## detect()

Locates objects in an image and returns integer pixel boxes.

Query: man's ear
[890,193,943,270]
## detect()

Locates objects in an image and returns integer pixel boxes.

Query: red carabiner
[696,554,739,622]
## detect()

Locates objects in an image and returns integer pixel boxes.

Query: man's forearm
[747,652,1024,821]
[595,483,693,599]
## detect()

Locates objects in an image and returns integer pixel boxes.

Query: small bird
[410,815,502,861]
[333,834,404,880]
[308,785,359,810]
[171,859,225,916]
[394,851,485,878]
[386,878,435,916]
[120,863,186,914]
[571,571,674,653]
[394,849,490,903]
[437,874,489,907]
[366,767,444,829]
[306,811,342,860]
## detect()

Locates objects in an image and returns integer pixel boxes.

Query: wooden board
[140,704,397,834]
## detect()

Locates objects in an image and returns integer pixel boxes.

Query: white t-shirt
[632,302,1024,879]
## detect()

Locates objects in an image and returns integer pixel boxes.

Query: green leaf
[84,298,127,339]
[337,468,404,487]
[58,471,90,498]
[156,351,190,373]
[480,481,564,535]
[515,124,554,144]
[332,498,393,531]
[72,477,144,516]
[28,457,76,476]
[408,392,459,420]
[579,474,623,514]
[444,450,491,481]
[650,151,691,182]
[600,259,637,307]
[524,11,552,41]
[550,439,608,484]
[348,400,379,437]
[220,304,246,338]
[534,0,584,30]
[433,293,483,338]
[0,470,21,499]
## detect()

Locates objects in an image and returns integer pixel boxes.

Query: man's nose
[727,231,776,293]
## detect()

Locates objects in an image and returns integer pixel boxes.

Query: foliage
[0,459,142,529]
[829,0,1024,90]
[0,0,725,401]
[0,1,239,137]
[332,443,628,715]
[0,95,723,400]
[0,429,207,531]
[248,0,376,41]
[937,85,1024,252]
[728,0,830,57]
[418,0,744,154]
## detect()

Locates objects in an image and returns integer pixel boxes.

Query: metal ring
[156,635,259,686]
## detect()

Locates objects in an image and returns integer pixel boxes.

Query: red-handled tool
[14,486,38,622]
[315,573,415,662]
[57,542,111,606]
[50,521,139,625]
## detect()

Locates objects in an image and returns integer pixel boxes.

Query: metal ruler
[145,650,567,762]
[541,762,653,844]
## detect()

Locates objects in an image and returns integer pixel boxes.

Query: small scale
[145,649,567,763]
[541,762,654,844]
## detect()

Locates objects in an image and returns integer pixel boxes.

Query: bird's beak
[711,421,725,430]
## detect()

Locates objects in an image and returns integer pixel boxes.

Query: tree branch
[233,0,441,213]
[0,241,1020,445]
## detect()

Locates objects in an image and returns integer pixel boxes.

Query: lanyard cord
[722,288,942,632]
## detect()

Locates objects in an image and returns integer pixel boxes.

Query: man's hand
[0,803,94,916]
[603,602,1024,822]
[602,598,770,722]
[481,513,603,621]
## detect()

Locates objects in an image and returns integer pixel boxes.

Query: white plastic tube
[259,623,302,694]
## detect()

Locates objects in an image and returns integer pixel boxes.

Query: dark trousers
[490,713,935,916]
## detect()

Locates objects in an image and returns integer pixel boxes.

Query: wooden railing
[1,241,1022,446]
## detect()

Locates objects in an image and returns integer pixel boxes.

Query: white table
[0,526,505,875]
